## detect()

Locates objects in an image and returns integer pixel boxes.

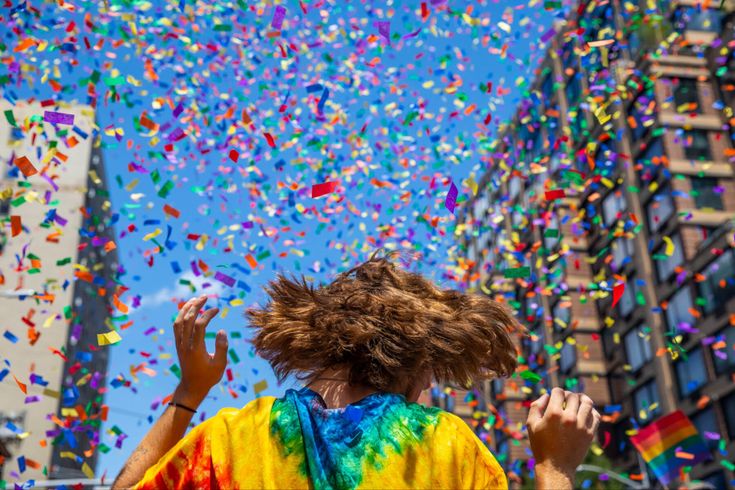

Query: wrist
[173,384,208,408]
[535,461,574,488]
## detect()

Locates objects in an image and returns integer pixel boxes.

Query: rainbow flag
[630,410,710,485]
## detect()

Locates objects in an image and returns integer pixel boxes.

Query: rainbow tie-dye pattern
[135,387,507,489]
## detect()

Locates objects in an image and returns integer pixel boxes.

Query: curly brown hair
[246,249,520,392]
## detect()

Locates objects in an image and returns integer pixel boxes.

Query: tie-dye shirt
[135,387,507,489]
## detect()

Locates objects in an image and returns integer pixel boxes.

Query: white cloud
[128,271,226,313]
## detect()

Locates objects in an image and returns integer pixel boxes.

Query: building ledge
[668,160,734,178]
[678,210,735,227]
[659,111,723,130]
[650,64,710,78]
[652,54,709,68]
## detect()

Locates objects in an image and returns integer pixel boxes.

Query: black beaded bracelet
[168,401,197,414]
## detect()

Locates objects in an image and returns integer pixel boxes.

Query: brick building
[446,1,735,487]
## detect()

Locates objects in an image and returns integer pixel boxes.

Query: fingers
[211,329,229,368]
[193,306,220,348]
[564,391,580,413]
[546,387,566,418]
[527,393,550,426]
[577,394,594,430]
[588,408,601,436]
[183,296,207,349]
[174,298,197,350]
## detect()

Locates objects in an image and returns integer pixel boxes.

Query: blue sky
[2,0,564,479]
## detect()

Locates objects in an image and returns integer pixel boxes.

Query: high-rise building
[449,1,735,488]
[0,101,117,482]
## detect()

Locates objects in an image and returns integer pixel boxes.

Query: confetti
[13,156,37,177]
[43,110,75,125]
[445,182,458,213]
[311,181,338,198]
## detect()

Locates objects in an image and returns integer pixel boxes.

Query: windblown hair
[246,249,520,391]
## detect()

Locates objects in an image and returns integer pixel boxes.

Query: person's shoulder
[211,396,277,426]
[435,411,504,468]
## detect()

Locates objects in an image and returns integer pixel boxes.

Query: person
[112,251,600,489]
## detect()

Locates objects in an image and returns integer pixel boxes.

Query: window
[544,213,561,251]
[691,177,724,210]
[560,341,577,373]
[541,77,553,105]
[646,186,675,233]
[602,191,627,227]
[683,130,712,161]
[691,408,719,451]
[508,177,521,202]
[553,301,572,330]
[529,327,546,356]
[565,74,582,106]
[673,78,701,114]
[722,391,735,440]
[702,472,728,490]
[624,325,653,372]
[712,327,735,376]
[675,348,708,397]
[698,250,735,314]
[654,233,684,282]
[619,279,638,318]
[611,238,635,272]
[673,6,723,33]
[666,287,696,332]
[633,380,661,422]
[630,91,657,141]
[637,138,665,183]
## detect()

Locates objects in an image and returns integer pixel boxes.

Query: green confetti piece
[721,460,735,472]
[544,229,559,238]
[256,250,271,261]
[503,266,531,278]
[63,305,72,319]
[110,425,123,435]
[520,370,542,384]
[104,75,125,87]
[213,24,232,31]
[99,444,111,454]
[4,109,16,126]
[170,364,182,379]
[228,348,240,364]
[230,331,242,339]
[151,169,161,184]
[158,180,174,198]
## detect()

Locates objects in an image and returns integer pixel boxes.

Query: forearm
[112,388,205,489]
[535,464,574,490]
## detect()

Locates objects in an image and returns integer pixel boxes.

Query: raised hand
[172,295,229,407]
[527,388,601,487]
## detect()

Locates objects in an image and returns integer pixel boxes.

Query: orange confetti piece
[245,254,258,269]
[104,241,117,252]
[14,156,37,177]
[112,294,129,314]
[13,375,27,394]
[163,204,181,218]
[14,38,37,52]
[10,216,21,237]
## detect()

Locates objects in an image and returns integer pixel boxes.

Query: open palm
[173,295,229,400]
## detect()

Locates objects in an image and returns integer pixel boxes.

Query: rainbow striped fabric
[629,410,710,485]
[135,387,507,489]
